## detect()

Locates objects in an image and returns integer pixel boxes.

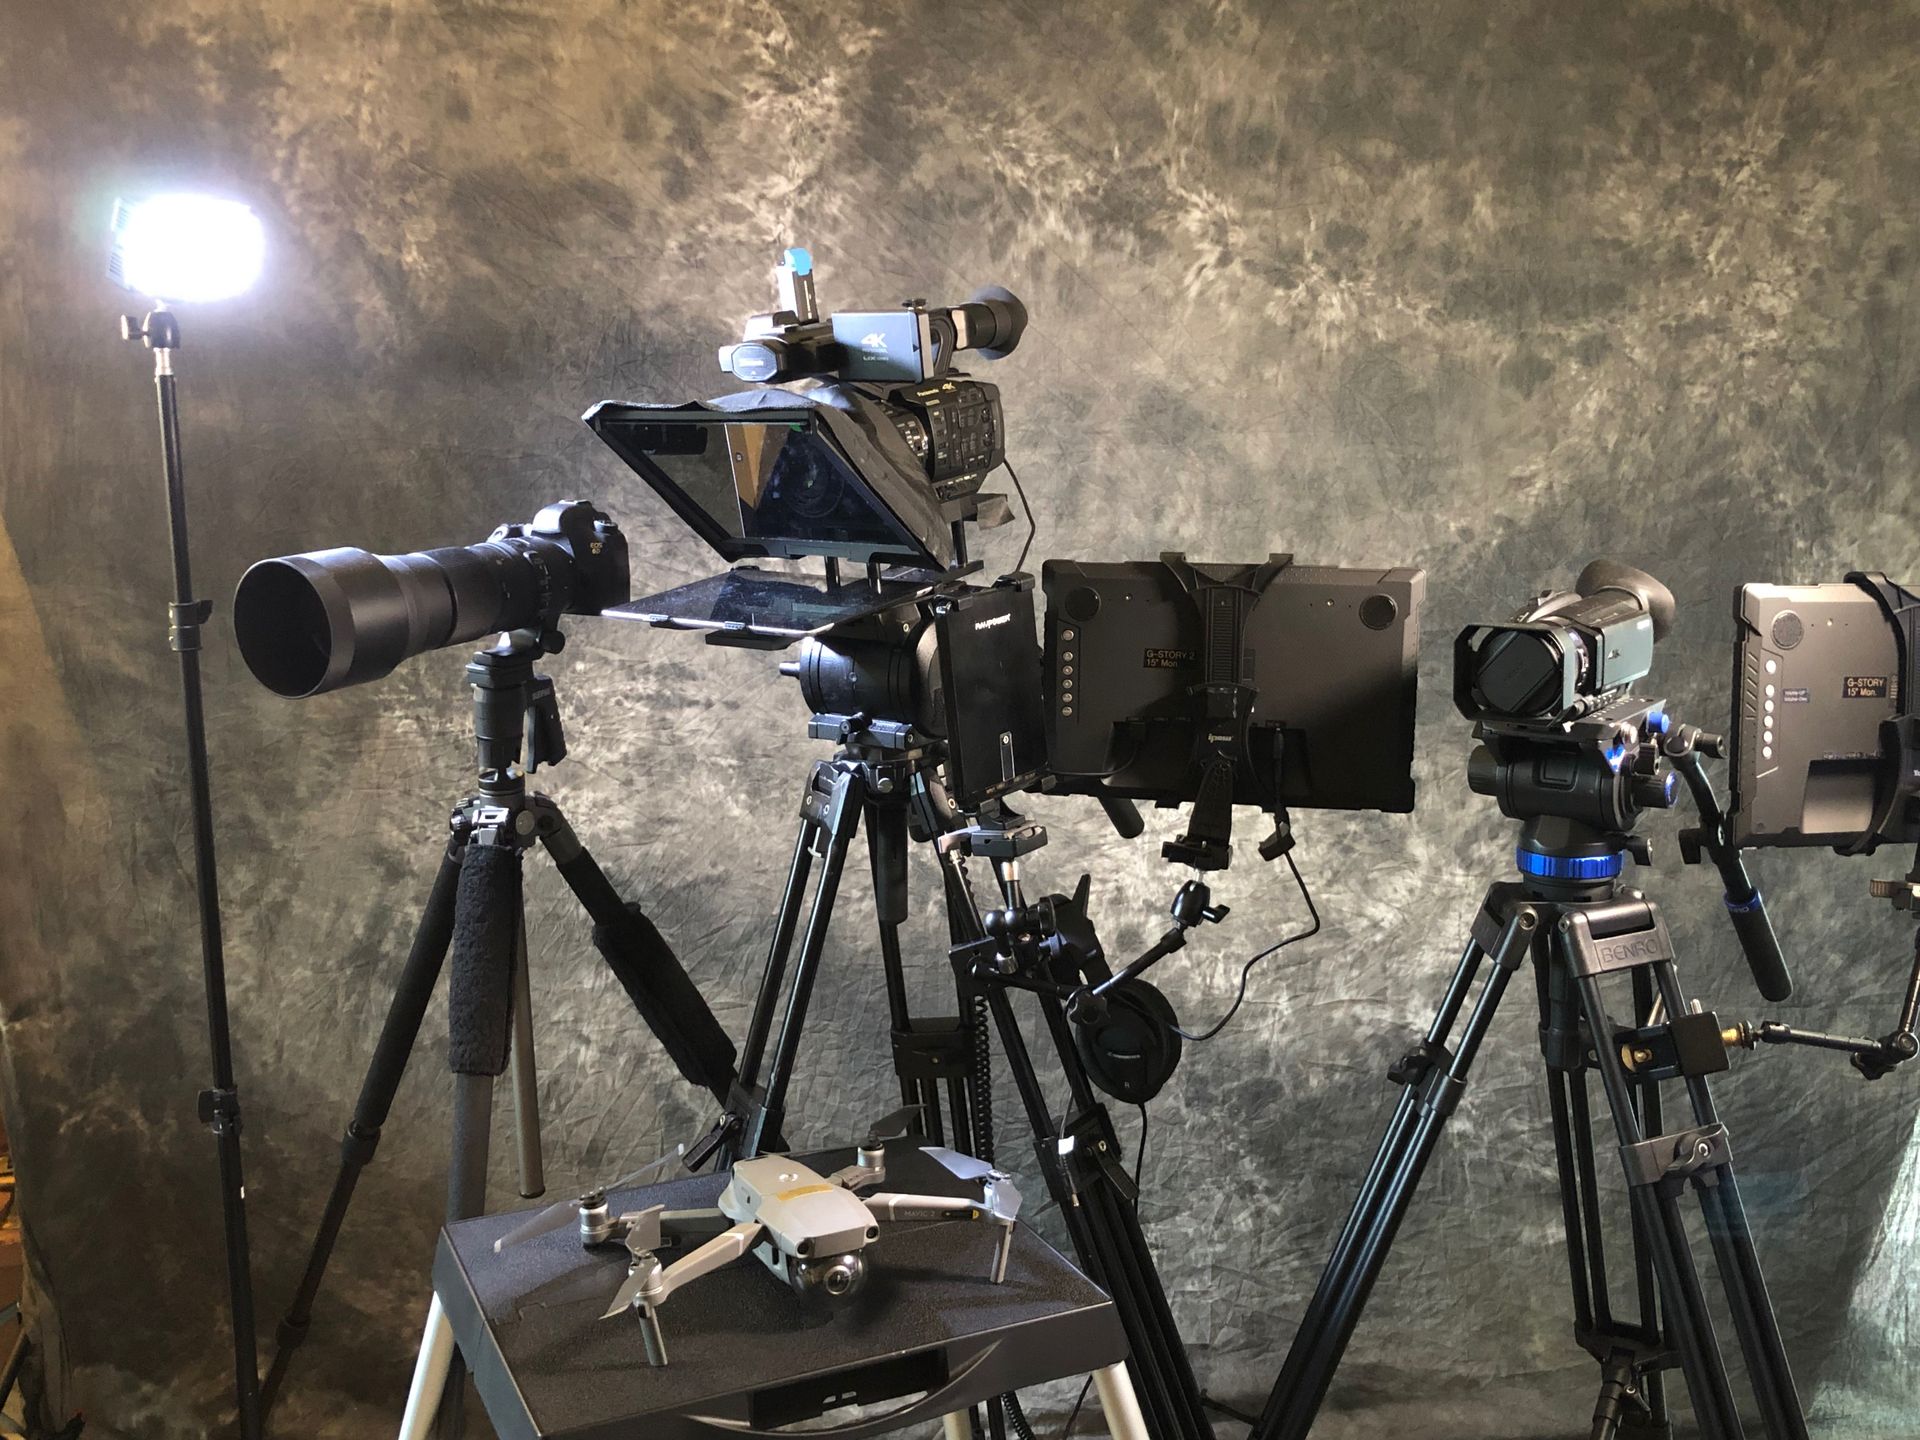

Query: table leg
[397,1294,455,1440]
[1093,1363,1150,1440]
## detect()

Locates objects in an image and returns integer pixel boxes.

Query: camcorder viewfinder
[1727,575,1919,852]
[1042,556,1424,868]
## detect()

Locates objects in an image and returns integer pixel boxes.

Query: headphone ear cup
[1073,980,1183,1105]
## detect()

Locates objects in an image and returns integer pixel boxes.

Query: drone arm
[863,1192,982,1223]
[865,1192,1014,1283]
[825,1158,886,1191]
[618,1221,761,1319]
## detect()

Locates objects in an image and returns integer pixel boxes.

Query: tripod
[263,632,738,1431]
[687,710,1214,1440]
[1255,709,1808,1440]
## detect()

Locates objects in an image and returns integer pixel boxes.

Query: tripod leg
[1262,927,1491,1432]
[736,825,818,1099]
[1629,968,1670,1435]
[262,843,464,1414]
[508,890,544,1199]
[747,796,860,1157]
[1540,953,1608,1340]
[1255,901,1536,1440]
[437,834,523,1439]
[980,984,1204,1440]
[540,812,739,1107]
[1647,964,1807,1440]
[436,1076,492,1438]
[1572,968,1744,1440]
[869,804,939,1135]
[1544,951,1673,1440]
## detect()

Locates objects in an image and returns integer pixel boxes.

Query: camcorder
[1455,560,1685,848]
[1725,574,1919,854]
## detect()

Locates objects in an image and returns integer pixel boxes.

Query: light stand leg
[1093,1362,1151,1440]
[396,1295,455,1440]
[940,845,1210,1440]
[941,1410,971,1440]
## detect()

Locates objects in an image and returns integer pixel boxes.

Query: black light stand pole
[123,305,265,1440]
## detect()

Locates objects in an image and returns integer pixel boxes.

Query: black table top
[435,1143,1127,1440]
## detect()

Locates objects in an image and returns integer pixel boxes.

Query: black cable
[1132,1103,1149,1215]
[1059,1376,1094,1440]
[1044,733,1142,781]
[1201,1393,1261,1425]
[1003,458,1037,573]
[1172,850,1320,1043]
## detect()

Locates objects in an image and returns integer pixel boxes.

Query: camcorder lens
[1472,629,1569,718]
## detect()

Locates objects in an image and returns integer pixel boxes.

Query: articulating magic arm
[1717,845,1920,1080]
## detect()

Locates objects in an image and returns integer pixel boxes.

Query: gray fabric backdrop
[2,1,1916,1436]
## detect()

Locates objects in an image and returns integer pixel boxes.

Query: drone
[492,1107,1024,1365]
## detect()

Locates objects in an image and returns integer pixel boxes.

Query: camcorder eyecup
[234,501,629,698]
[962,286,1028,359]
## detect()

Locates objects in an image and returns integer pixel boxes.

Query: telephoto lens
[233,500,629,697]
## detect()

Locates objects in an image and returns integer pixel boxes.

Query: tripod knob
[1631,768,1679,811]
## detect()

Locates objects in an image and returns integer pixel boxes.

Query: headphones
[1071,979,1183,1105]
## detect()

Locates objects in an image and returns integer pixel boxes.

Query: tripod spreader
[1669,723,1793,1001]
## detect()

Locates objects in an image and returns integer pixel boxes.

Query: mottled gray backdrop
[2,2,1917,1436]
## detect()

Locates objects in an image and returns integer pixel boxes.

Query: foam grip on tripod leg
[449,843,520,1076]
[594,902,739,1101]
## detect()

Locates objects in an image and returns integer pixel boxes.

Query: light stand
[121,302,264,1440]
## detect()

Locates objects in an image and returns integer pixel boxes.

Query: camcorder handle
[1670,724,1795,1002]
[1097,793,1146,840]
